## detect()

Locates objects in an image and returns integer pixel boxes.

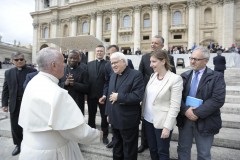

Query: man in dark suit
[1,52,37,156]
[80,48,88,64]
[105,52,144,160]
[213,50,226,74]
[59,50,89,114]
[99,44,134,148]
[177,47,226,160]
[23,71,39,89]
[138,35,176,153]
[87,45,109,145]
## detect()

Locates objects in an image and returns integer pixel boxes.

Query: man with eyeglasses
[1,52,37,156]
[177,46,226,160]
[105,52,144,160]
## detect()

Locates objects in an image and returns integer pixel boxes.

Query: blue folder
[186,96,203,108]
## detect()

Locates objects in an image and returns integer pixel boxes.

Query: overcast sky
[0,0,35,45]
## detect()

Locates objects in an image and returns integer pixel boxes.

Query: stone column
[111,9,118,45]
[162,3,169,50]
[134,6,141,52]
[32,23,39,64]
[151,3,159,37]
[70,16,77,36]
[217,0,224,46]
[51,18,59,38]
[90,13,96,36]
[96,11,103,41]
[187,0,196,50]
[222,0,234,48]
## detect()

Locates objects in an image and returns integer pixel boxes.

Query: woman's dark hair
[151,49,172,71]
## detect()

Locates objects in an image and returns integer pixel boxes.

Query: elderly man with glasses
[2,52,37,156]
[177,46,226,160]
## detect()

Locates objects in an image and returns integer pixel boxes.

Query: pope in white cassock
[18,47,102,160]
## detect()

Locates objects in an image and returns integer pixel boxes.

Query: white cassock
[18,72,101,160]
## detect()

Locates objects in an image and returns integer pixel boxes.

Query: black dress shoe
[12,145,21,156]
[106,140,114,148]
[103,137,109,145]
[138,145,146,153]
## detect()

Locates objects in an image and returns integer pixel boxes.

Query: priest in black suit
[87,45,109,145]
[105,52,144,160]
[59,50,89,114]
[2,52,37,156]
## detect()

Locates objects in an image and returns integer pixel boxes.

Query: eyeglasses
[111,59,123,66]
[14,58,24,62]
[189,57,206,62]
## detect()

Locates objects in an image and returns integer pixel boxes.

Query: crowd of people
[1,35,226,160]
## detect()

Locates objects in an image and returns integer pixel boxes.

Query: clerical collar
[96,59,103,62]
[118,67,127,76]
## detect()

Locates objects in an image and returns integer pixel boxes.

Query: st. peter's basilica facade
[31,0,239,62]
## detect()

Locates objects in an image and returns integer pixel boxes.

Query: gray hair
[36,47,61,71]
[11,51,24,59]
[110,52,128,65]
[193,46,210,59]
[153,35,164,45]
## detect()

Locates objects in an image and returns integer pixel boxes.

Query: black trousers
[112,125,139,160]
[87,98,108,138]
[10,99,23,146]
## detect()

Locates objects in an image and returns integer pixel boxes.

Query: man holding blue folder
[177,46,226,160]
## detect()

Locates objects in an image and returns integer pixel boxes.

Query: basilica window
[172,11,182,26]
[105,18,111,31]
[82,21,89,33]
[123,15,130,28]
[42,26,49,38]
[204,8,212,24]
[44,0,50,8]
[143,13,150,28]
[63,24,69,37]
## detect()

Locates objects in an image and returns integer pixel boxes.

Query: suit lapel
[153,71,171,100]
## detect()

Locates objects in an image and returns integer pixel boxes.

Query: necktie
[189,71,200,97]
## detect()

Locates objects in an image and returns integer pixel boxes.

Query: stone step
[171,126,240,150]
[221,113,240,129]
[80,140,240,160]
[221,103,240,115]
[226,86,240,95]
[225,95,240,103]
[87,115,240,149]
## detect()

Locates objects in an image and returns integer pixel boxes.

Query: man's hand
[185,107,198,121]
[99,96,106,104]
[65,74,74,86]
[109,92,118,104]
[2,106,8,112]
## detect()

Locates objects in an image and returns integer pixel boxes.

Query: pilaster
[134,6,141,52]
[187,0,197,49]
[161,3,169,50]
[96,10,103,41]
[32,22,39,64]
[90,13,96,36]
[111,9,118,45]
[222,0,235,48]
[70,16,77,36]
[151,3,159,37]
